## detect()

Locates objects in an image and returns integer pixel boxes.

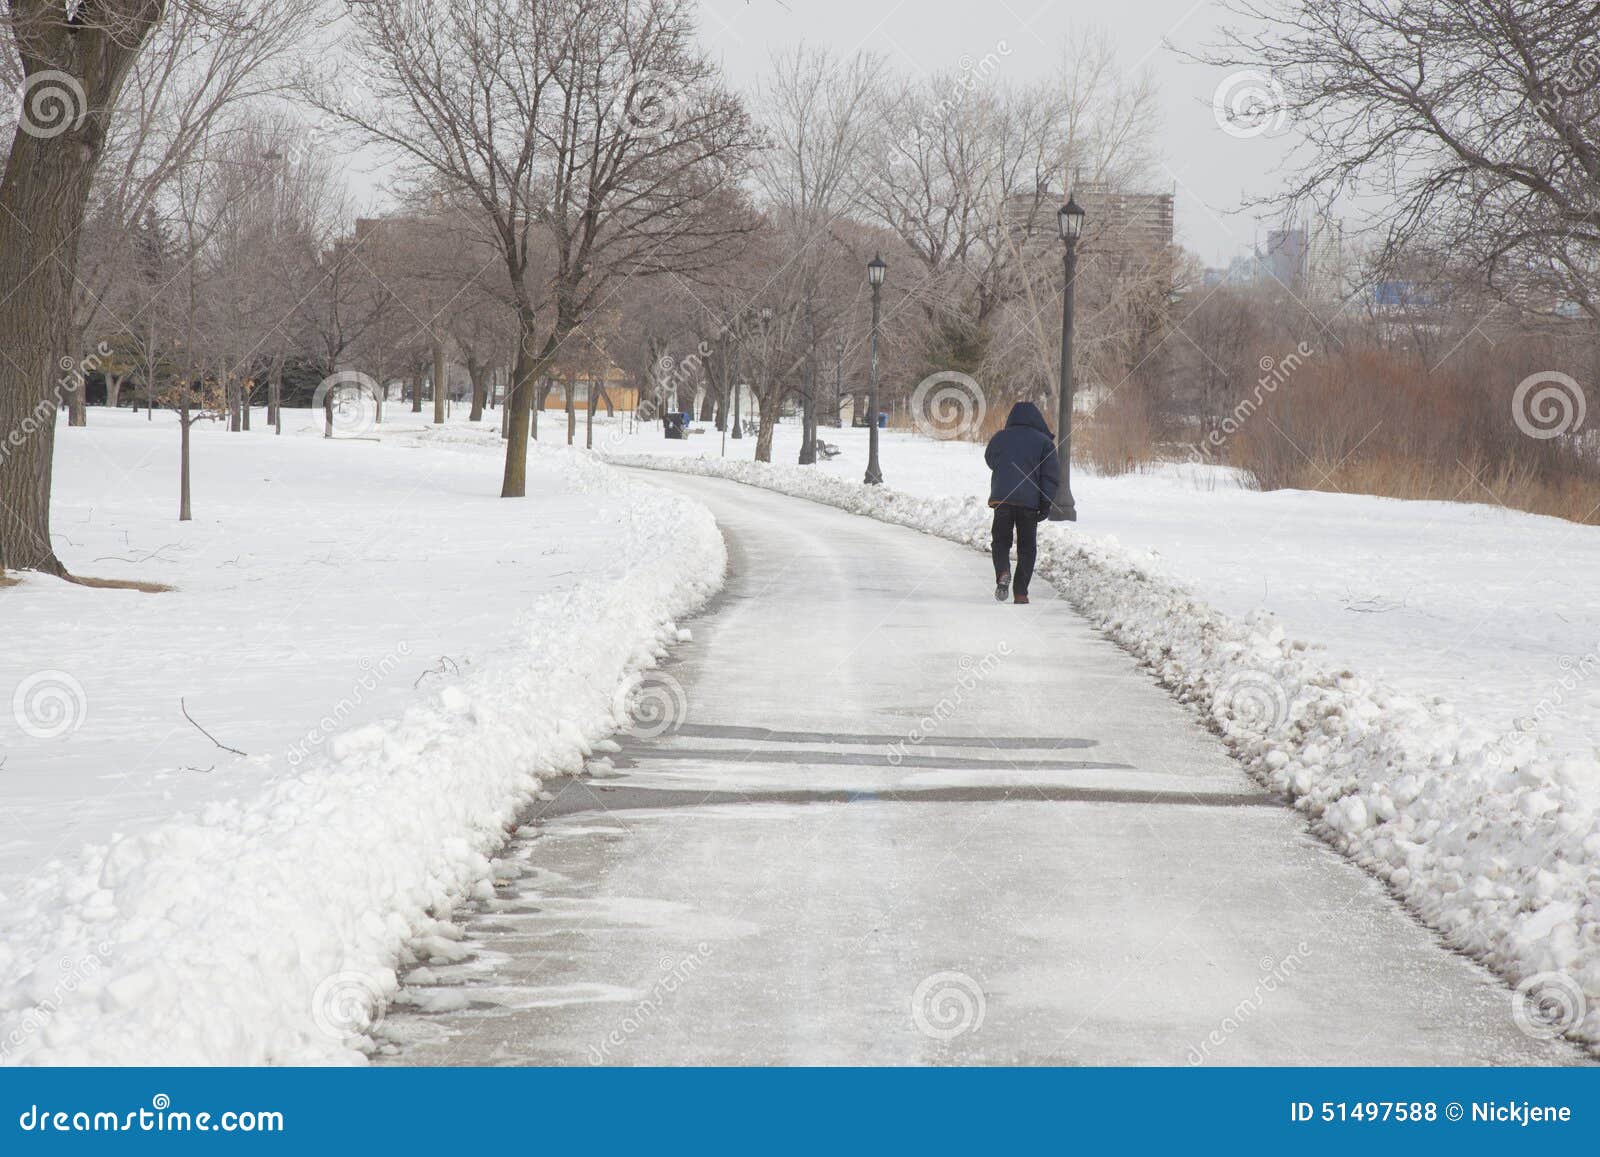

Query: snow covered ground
[597,415,1600,1054]
[0,407,724,1063]
[5,400,1595,1062]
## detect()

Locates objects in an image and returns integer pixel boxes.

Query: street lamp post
[731,311,748,439]
[1049,197,1084,522]
[864,254,886,485]
[758,305,773,454]
[833,336,844,429]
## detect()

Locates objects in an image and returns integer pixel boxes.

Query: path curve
[380,472,1585,1066]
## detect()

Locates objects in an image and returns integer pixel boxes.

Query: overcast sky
[699,0,1296,265]
[337,0,1298,264]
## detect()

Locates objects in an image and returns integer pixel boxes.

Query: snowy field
[0,407,724,1063]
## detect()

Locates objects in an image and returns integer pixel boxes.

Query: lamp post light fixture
[1049,196,1084,522]
[864,254,886,485]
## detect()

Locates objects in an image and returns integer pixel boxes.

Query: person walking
[983,401,1060,604]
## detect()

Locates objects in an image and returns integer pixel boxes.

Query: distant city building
[1214,217,1349,304]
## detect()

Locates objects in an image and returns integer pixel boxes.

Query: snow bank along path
[0,440,725,1065]
[606,450,1600,1056]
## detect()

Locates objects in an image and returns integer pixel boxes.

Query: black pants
[991,504,1039,595]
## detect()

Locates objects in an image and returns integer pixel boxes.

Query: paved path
[380,472,1584,1066]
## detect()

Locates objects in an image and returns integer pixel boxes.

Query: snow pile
[606,449,1600,1054]
[0,447,725,1065]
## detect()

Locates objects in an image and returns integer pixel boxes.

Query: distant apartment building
[1004,180,1177,319]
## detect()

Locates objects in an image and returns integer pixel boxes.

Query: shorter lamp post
[833,336,844,428]
[1049,197,1084,521]
[864,254,886,485]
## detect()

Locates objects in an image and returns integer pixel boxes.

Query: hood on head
[1005,401,1052,436]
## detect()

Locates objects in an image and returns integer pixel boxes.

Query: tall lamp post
[833,336,844,428]
[864,254,886,485]
[1049,197,1084,521]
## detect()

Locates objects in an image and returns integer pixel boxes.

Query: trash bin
[663,412,686,439]
[877,412,888,429]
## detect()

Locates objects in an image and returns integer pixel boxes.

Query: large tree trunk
[410,371,422,413]
[698,386,714,422]
[755,400,776,462]
[66,368,86,427]
[0,45,146,574]
[467,356,487,421]
[501,313,556,497]
[432,339,447,424]
[565,380,576,445]
[106,371,125,410]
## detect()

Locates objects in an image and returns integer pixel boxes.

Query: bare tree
[317,0,757,498]
[63,0,314,427]
[0,0,166,576]
[1213,0,1600,323]
[752,47,880,462]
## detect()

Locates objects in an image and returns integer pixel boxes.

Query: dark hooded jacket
[984,402,1060,512]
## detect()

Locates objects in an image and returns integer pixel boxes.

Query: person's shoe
[995,573,1010,602]
[1014,593,1030,605]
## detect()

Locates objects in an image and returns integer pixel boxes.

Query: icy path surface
[381,473,1583,1066]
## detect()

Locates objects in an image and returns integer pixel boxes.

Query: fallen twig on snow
[180,698,247,757]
